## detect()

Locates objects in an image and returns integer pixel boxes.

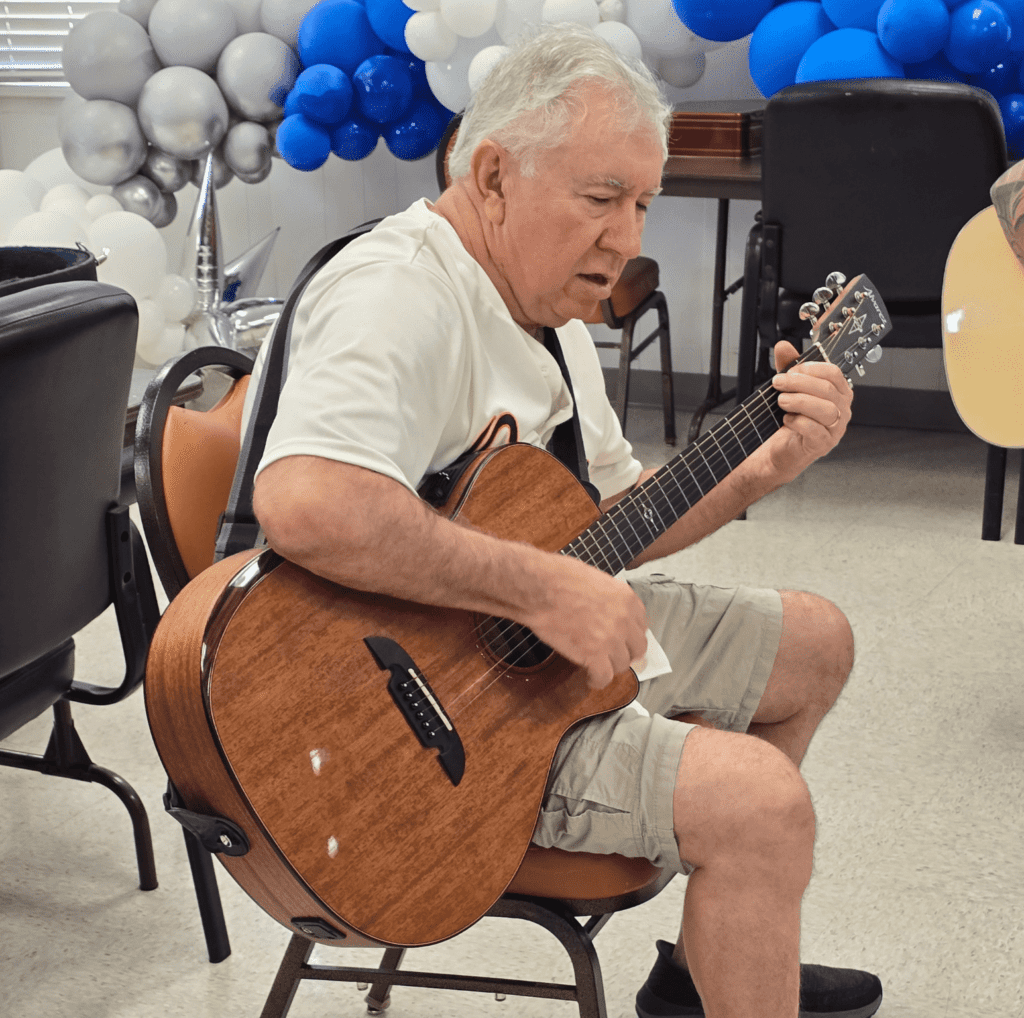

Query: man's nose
[600,205,644,261]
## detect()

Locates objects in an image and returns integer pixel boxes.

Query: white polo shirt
[249,198,643,500]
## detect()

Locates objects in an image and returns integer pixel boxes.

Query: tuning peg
[825,271,846,292]
[799,301,819,324]
[865,346,883,364]
[855,364,866,377]
[812,286,833,307]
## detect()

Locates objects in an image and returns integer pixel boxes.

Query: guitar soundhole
[477,617,553,670]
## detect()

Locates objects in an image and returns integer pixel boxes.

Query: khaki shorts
[530,574,783,876]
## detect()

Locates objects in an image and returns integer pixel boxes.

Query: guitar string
[427,303,866,729]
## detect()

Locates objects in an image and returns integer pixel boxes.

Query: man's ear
[470,140,509,225]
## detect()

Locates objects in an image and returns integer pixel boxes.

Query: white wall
[0,40,946,393]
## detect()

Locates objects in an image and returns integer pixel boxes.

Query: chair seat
[507,844,662,902]
[580,256,660,324]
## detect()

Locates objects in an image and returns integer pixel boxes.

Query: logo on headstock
[848,313,867,334]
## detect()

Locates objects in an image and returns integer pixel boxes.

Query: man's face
[492,85,665,331]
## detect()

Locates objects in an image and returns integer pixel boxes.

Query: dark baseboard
[605,367,969,434]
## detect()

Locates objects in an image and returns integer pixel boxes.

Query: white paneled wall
[0,38,947,393]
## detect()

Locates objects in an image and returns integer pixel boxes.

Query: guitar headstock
[798,272,892,382]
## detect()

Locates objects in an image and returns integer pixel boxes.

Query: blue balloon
[276,113,332,171]
[671,0,776,43]
[998,91,1024,153]
[796,27,905,81]
[284,88,303,118]
[749,2,836,98]
[876,0,950,63]
[330,113,380,160]
[905,50,967,80]
[365,0,413,55]
[291,64,354,126]
[997,0,1024,50]
[353,54,413,125]
[384,98,451,160]
[945,1,1011,74]
[298,0,384,78]
[969,53,1019,93]
[821,0,884,29]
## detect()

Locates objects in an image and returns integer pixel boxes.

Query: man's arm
[253,455,649,689]
[606,342,853,567]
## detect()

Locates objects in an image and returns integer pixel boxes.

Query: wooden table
[661,155,763,442]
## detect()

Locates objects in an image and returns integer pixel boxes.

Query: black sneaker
[636,939,883,1018]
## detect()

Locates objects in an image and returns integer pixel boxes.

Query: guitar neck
[564,349,826,574]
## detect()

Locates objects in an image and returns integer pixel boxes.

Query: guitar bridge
[364,636,465,787]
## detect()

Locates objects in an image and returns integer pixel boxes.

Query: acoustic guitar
[144,272,891,949]
[942,204,1024,448]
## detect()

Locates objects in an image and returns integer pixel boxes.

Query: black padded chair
[0,276,161,896]
[436,113,676,443]
[736,78,1008,402]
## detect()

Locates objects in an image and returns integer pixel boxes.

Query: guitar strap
[214,225,601,561]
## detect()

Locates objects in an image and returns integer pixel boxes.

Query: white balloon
[156,272,197,321]
[440,0,497,38]
[259,0,317,48]
[593,20,642,60]
[689,34,728,54]
[138,316,186,366]
[426,28,500,113]
[541,0,599,29]
[627,0,697,57]
[23,147,110,196]
[598,0,625,21]
[224,0,264,33]
[403,0,440,9]
[406,11,458,62]
[495,0,544,43]
[0,193,41,243]
[0,170,44,210]
[468,44,510,92]
[6,210,91,248]
[657,50,705,88]
[86,193,125,220]
[88,210,168,300]
[38,199,92,231]
[40,184,90,213]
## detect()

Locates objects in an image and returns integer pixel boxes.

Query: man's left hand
[749,340,853,489]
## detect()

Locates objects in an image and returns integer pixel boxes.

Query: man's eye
[587,195,612,204]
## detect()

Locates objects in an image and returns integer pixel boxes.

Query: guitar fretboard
[561,361,812,572]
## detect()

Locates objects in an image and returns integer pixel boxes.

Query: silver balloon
[151,190,178,229]
[59,99,147,186]
[235,163,272,184]
[224,0,264,33]
[222,121,272,177]
[222,228,279,301]
[266,118,283,159]
[137,66,230,160]
[181,153,224,319]
[112,173,162,218]
[118,0,159,30]
[259,0,318,48]
[223,297,283,348]
[140,148,192,192]
[186,309,235,348]
[189,146,234,189]
[147,0,238,74]
[62,10,161,106]
[216,32,299,122]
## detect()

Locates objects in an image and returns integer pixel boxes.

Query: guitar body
[942,205,1024,448]
[145,444,639,948]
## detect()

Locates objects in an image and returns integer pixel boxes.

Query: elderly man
[251,24,882,1018]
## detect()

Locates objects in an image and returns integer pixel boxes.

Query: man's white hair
[447,23,672,181]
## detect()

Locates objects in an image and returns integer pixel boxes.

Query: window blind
[0,1,120,94]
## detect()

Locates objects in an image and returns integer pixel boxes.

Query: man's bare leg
[665,591,854,1016]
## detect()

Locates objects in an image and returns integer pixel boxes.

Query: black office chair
[0,275,161,897]
[736,78,1008,402]
[436,113,676,444]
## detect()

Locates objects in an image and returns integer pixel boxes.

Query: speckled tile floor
[2,407,1022,1018]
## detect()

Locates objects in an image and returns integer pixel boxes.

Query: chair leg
[182,827,231,962]
[259,933,316,1018]
[615,318,636,435]
[365,947,408,1013]
[983,444,1007,541]
[656,294,676,446]
[1015,451,1024,545]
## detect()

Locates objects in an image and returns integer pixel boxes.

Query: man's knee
[780,589,854,692]
[673,727,815,882]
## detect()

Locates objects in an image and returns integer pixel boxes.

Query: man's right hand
[520,554,649,690]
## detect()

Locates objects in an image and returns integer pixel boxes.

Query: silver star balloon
[181,152,281,350]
